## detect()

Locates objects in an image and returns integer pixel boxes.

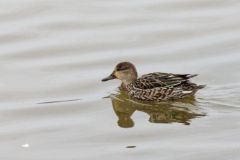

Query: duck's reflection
[110,91,206,128]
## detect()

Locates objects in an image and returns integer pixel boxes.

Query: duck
[102,62,205,101]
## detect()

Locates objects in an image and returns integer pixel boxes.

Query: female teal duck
[102,62,205,101]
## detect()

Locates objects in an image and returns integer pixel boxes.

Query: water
[0,0,240,159]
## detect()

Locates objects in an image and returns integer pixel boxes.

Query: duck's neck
[121,68,138,88]
[122,75,137,88]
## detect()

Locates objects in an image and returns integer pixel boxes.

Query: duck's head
[102,62,138,85]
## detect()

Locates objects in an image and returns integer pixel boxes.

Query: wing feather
[133,72,197,89]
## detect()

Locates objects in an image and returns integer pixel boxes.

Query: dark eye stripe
[117,66,128,71]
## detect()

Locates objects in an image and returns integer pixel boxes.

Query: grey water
[0,0,240,159]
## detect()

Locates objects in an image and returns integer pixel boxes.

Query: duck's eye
[116,66,129,71]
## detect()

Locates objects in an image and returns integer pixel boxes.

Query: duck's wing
[134,72,198,89]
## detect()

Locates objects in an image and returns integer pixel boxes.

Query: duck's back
[126,72,204,101]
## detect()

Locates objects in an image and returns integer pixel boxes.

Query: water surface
[0,0,240,160]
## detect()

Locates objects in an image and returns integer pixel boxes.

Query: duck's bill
[102,74,116,82]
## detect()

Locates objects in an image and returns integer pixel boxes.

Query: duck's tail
[197,85,206,90]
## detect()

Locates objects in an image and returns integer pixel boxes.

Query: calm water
[0,0,240,159]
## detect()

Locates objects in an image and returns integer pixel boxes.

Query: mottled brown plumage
[102,62,205,101]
